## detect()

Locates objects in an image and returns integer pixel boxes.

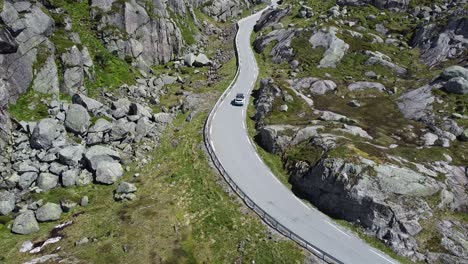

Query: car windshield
[236,94,244,99]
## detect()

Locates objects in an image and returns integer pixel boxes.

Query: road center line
[325,221,351,238]
[370,249,397,264]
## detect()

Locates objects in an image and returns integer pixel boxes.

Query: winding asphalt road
[208,4,399,264]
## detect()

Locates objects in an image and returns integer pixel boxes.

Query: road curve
[206,5,399,264]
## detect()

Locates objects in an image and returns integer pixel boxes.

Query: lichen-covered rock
[411,16,468,67]
[30,119,64,150]
[254,6,291,32]
[12,210,40,234]
[35,202,62,222]
[253,29,297,63]
[37,173,59,190]
[0,190,15,215]
[32,56,59,95]
[95,161,123,184]
[65,104,91,135]
[309,27,349,68]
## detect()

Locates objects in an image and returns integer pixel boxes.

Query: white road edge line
[213,112,217,119]
[241,109,245,116]
[210,140,216,152]
[242,122,246,129]
[325,221,351,238]
[210,125,212,135]
[370,249,397,264]
[269,172,284,186]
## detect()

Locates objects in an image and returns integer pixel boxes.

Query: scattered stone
[80,196,89,207]
[60,199,77,212]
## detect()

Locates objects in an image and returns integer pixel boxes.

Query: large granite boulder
[65,104,91,135]
[35,202,62,222]
[30,118,64,150]
[84,145,121,171]
[95,161,123,184]
[12,210,40,234]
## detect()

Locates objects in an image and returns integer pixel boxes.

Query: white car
[233,93,246,106]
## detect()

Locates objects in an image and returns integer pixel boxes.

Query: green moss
[286,142,323,165]
[9,90,51,121]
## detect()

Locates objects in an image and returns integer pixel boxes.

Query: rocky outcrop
[253,29,297,63]
[254,79,282,123]
[337,0,410,12]
[411,16,468,67]
[288,77,337,95]
[92,0,184,71]
[289,156,439,259]
[254,6,291,32]
[309,27,349,68]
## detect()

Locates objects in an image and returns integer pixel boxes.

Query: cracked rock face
[411,16,468,67]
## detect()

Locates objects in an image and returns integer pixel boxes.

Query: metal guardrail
[203,7,344,264]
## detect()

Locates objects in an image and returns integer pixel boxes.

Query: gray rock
[258,125,295,154]
[110,118,136,141]
[37,173,59,191]
[32,56,59,95]
[72,94,103,112]
[422,132,438,146]
[30,119,63,150]
[60,199,77,212]
[84,145,121,171]
[0,190,15,215]
[63,67,84,94]
[35,202,62,222]
[80,196,89,206]
[112,98,131,119]
[193,53,211,67]
[65,104,90,135]
[253,29,297,63]
[441,66,468,81]
[49,162,67,176]
[12,210,39,235]
[309,27,349,68]
[76,170,93,186]
[184,53,196,66]
[59,145,85,166]
[411,17,468,67]
[310,80,337,94]
[153,113,173,124]
[129,103,152,118]
[397,85,434,122]
[116,182,137,193]
[444,77,468,95]
[348,82,386,92]
[279,104,288,112]
[18,172,38,190]
[337,0,409,12]
[135,117,153,141]
[365,50,407,75]
[61,169,79,187]
[95,161,123,184]
[0,27,18,54]
[254,6,291,32]
[89,118,112,133]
